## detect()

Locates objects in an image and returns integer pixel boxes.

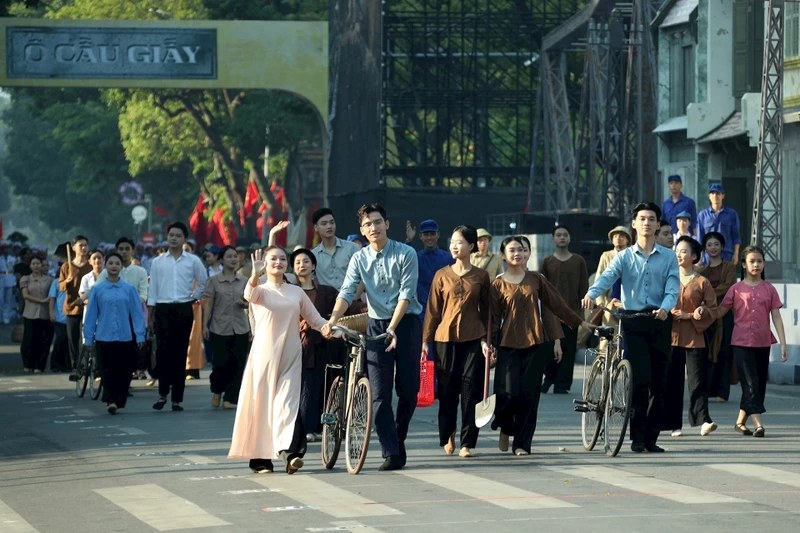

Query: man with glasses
[327,204,422,471]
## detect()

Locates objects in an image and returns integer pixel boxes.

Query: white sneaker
[671,429,683,437]
[700,422,718,436]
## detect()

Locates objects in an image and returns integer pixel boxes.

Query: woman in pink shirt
[719,246,787,438]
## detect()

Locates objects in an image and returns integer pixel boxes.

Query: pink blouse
[721,281,782,347]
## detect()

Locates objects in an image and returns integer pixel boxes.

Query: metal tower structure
[751,0,785,263]
[381,0,582,192]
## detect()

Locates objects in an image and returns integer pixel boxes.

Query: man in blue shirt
[412,219,455,323]
[583,202,679,453]
[697,183,741,265]
[662,175,697,234]
[328,203,423,472]
[48,273,69,372]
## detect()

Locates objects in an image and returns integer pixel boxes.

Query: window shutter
[732,0,750,97]
[749,0,765,92]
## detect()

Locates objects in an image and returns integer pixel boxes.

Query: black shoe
[753,426,765,438]
[541,380,553,394]
[152,397,167,410]
[378,455,404,471]
[399,442,407,467]
[645,443,665,453]
[735,423,753,436]
[68,371,79,382]
[172,403,184,412]
[553,389,569,394]
[631,442,646,453]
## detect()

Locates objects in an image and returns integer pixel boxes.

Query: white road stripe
[73,409,94,417]
[118,427,148,435]
[94,484,229,530]
[180,455,216,464]
[709,464,800,488]
[0,498,39,532]
[550,466,748,504]
[250,475,403,518]
[306,521,385,532]
[398,469,577,510]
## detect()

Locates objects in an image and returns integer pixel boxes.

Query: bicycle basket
[338,313,368,334]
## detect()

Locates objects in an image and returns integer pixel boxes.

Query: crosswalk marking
[249,475,403,518]
[549,466,748,504]
[94,484,230,530]
[180,455,216,464]
[73,409,94,417]
[398,469,577,510]
[306,520,385,532]
[709,464,800,488]
[0,498,40,533]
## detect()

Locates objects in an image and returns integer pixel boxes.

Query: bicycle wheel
[604,359,633,457]
[345,376,373,475]
[321,376,344,469]
[581,356,605,451]
[75,348,88,398]
[89,356,102,401]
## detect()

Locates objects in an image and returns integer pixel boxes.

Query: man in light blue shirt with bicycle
[583,202,679,454]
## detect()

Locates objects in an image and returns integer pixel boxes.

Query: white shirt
[147,251,208,306]
[2,255,17,287]
[96,264,149,302]
[79,271,100,295]
[207,264,223,278]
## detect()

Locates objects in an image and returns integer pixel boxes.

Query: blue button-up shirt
[587,243,680,312]
[83,280,146,345]
[48,279,67,325]
[417,248,455,317]
[338,239,423,320]
[697,206,741,262]
[662,193,698,233]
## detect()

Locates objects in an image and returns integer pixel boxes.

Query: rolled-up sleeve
[337,255,362,305]
[398,246,419,302]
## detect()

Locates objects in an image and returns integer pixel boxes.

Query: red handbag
[417,359,435,408]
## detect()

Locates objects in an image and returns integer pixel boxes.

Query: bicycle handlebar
[595,305,657,319]
[331,324,390,345]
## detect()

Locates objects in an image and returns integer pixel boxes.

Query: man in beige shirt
[594,226,630,328]
[470,228,503,278]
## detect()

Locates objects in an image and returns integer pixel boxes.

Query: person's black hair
[105,252,124,264]
[290,248,317,268]
[500,236,525,257]
[675,236,702,264]
[167,222,189,238]
[218,245,237,261]
[552,225,571,237]
[631,202,662,221]
[702,231,726,249]
[740,245,767,280]
[515,235,531,251]
[89,248,105,258]
[29,256,43,266]
[659,219,672,229]
[312,208,335,225]
[73,234,88,245]
[264,245,287,256]
[115,237,135,248]
[183,241,195,253]
[356,203,387,224]
[19,247,31,257]
[452,225,478,252]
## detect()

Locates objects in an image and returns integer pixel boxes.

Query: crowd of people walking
[0,180,789,474]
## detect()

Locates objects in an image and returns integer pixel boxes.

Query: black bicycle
[75,345,102,400]
[320,325,387,475]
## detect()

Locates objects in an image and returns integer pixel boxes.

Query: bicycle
[573,305,653,457]
[320,324,388,474]
[74,345,102,400]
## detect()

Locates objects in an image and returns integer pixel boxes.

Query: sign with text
[6,27,217,79]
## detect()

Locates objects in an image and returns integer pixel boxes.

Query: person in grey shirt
[327,203,422,472]
[310,208,360,291]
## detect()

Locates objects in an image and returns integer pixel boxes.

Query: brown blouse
[58,261,92,316]
[423,266,490,344]
[539,254,589,314]
[20,274,53,320]
[696,260,736,304]
[671,275,717,348]
[490,271,583,350]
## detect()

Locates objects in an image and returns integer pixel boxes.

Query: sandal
[734,423,753,436]
[753,426,765,438]
[287,457,304,475]
[152,397,167,410]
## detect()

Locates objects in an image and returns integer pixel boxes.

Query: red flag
[188,194,209,246]
[244,181,259,218]
[209,208,238,247]
[154,205,169,218]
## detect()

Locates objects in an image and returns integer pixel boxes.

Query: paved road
[1,359,800,533]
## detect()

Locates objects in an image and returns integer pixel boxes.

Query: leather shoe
[631,442,646,453]
[645,443,665,453]
[378,455,404,471]
[399,441,407,467]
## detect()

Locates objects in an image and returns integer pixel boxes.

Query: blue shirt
[338,239,423,320]
[662,193,698,233]
[587,243,680,312]
[416,248,455,313]
[83,279,146,345]
[697,206,741,262]
[48,279,67,325]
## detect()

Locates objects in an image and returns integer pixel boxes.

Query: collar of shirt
[315,238,343,256]
[216,273,245,283]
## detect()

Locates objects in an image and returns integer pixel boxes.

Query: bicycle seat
[594,326,615,340]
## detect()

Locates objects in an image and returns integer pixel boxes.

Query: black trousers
[300,343,331,435]
[21,318,54,371]
[65,315,83,371]
[543,324,578,392]
[663,347,713,429]
[154,302,195,403]
[707,312,734,400]
[209,332,250,404]
[435,339,484,449]
[492,344,550,454]
[733,346,770,416]
[366,314,421,458]
[621,314,671,446]
[96,341,136,408]
[50,322,70,371]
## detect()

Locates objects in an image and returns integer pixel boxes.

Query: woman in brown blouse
[20,256,55,373]
[663,236,718,437]
[423,225,492,458]
[490,236,592,455]
[697,232,737,402]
